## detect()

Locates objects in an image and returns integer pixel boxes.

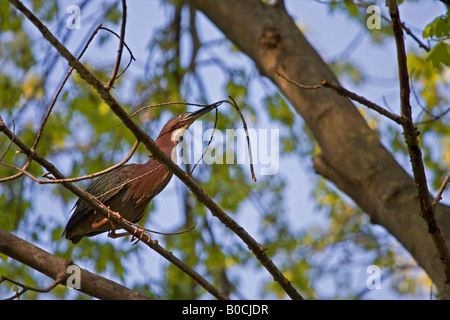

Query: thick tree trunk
[191,0,450,298]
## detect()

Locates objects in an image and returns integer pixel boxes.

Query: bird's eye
[178,114,185,118]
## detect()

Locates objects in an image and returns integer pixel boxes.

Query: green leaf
[423,15,450,39]
[427,41,450,68]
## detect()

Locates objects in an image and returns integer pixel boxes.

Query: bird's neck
[150,130,181,163]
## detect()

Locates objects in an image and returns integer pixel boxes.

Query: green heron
[63,104,217,244]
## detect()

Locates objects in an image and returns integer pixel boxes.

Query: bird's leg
[130,226,151,245]
[91,217,110,229]
[91,207,116,229]
[91,208,151,244]
[107,226,152,244]
[90,209,126,238]
[107,230,130,239]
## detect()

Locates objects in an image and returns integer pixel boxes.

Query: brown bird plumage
[63,104,216,244]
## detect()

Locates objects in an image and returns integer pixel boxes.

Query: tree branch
[41,140,139,183]
[433,171,450,209]
[1,270,66,300]
[104,0,127,90]
[7,0,303,300]
[0,227,149,300]
[387,0,450,285]
[275,69,404,124]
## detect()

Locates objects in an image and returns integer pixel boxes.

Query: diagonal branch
[0,25,104,184]
[7,0,303,300]
[433,171,450,209]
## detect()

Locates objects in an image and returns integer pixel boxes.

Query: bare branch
[100,26,136,80]
[32,24,104,152]
[41,139,139,183]
[1,140,138,184]
[416,106,450,125]
[0,122,32,184]
[104,0,127,90]
[401,22,430,52]
[387,0,450,285]
[320,80,404,124]
[1,272,65,300]
[0,25,104,184]
[275,69,404,124]
[433,172,450,209]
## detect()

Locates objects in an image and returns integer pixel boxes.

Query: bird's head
[157,103,218,144]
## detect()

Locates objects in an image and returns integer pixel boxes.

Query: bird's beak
[184,103,218,125]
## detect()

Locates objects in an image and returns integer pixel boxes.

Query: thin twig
[1,272,65,300]
[433,171,450,209]
[128,220,198,236]
[100,26,135,80]
[191,107,218,175]
[0,25,104,184]
[0,121,31,183]
[1,140,139,184]
[228,96,257,181]
[104,0,127,90]
[275,69,404,124]
[416,106,450,125]
[275,70,322,89]
[123,100,226,126]
[33,24,104,152]
[42,140,139,183]
[402,22,430,52]
[0,121,14,162]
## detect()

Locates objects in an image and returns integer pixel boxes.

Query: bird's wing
[73,165,136,213]
[63,165,139,242]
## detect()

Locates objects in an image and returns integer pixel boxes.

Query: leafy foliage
[423,13,450,68]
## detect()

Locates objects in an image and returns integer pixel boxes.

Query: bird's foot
[130,226,151,245]
[107,229,129,239]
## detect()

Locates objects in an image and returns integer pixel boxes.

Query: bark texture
[191,0,450,298]
[0,228,149,300]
